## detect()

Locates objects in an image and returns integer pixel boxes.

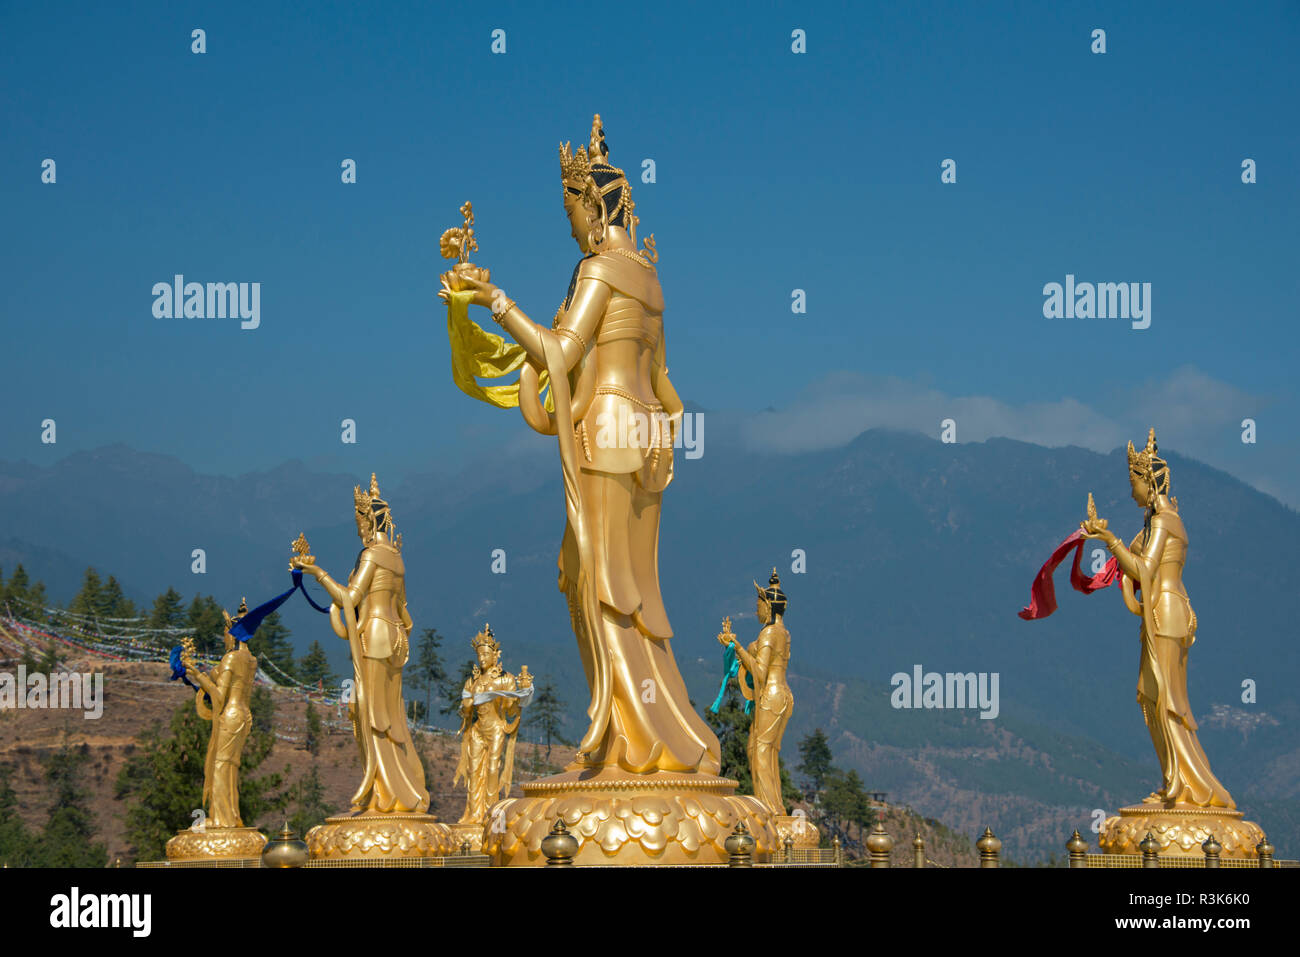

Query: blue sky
[2,1,1297,501]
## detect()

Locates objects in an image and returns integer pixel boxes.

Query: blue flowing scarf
[169,570,330,689]
[709,642,754,716]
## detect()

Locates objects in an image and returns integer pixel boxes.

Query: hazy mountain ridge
[2,430,1296,862]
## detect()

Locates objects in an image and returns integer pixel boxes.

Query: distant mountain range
[1,429,1296,862]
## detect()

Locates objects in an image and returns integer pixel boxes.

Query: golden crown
[471,623,499,652]
[1127,428,1170,495]
[559,114,637,237]
[354,473,399,546]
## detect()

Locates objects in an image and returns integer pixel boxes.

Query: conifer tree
[296,640,336,688]
[34,738,107,868]
[0,764,34,867]
[248,611,296,683]
[287,762,329,839]
[408,628,447,725]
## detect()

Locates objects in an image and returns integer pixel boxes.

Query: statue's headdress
[1127,428,1170,498]
[754,568,788,625]
[221,598,250,641]
[559,114,638,244]
[354,473,400,549]
[471,623,499,654]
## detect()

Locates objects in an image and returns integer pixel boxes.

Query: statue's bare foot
[1141,790,1166,805]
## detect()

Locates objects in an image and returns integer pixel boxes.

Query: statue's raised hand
[1079,492,1111,540]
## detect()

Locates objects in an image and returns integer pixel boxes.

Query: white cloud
[733,367,1294,506]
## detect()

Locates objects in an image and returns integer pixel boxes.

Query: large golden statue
[450,624,533,850]
[1077,430,1266,857]
[439,115,774,864]
[292,475,452,859]
[164,603,267,861]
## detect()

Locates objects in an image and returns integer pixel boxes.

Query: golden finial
[716,616,735,646]
[588,113,607,162]
[291,533,313,564]
[440,201,478,264]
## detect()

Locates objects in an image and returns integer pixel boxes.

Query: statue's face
[355,510,367,540]
[564,189,595,252]
[1129,470,1152,506]
[224,633,236,653]
[477,645,498,670]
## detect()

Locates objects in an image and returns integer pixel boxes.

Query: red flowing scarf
[1018,530,1120,620]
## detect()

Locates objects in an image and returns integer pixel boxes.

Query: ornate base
[484,768,776,866]
[165,826,267,862]
[305,811,454,860]
[1100,805,1267,858]
[448,821,485,853]
[772,813,821,848]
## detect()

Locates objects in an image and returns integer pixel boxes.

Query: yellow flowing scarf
[446,289,552,410]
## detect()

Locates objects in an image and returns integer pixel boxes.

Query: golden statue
[291,476,452,859]
[1079,429,1266,857]
[716,575,818,847]
[719,573,793,815]
[439,115,774,864]
[164,603,267,861]
[450,625,533,850]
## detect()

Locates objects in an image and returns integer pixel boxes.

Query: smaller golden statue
[451,625,534,850]
[291,474,452,860]
[1073,430,1267,857]
[717,572,818,848]
[164,601,267,861]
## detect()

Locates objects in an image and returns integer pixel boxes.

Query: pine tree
[33,738,107,867]
[148,587,187,646]
[303,700,322,756]
[26,579,48,625]
[102,576,135,620]
[296,640,336,688]
[408,628,447,725]
[823,768,872,849]
[38,637,60,676]
[5,565,31,617]
[250,684,275,736]
[0,764,34,867]
[0,565,48,625]
[186,595,227,657]
[526,679,572,763]
[442,659,476,717]
[797,727,834,798]
[705,685,753,794]
[248,611,297,683]
[287,762,329,839]
[68,568,105,626]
